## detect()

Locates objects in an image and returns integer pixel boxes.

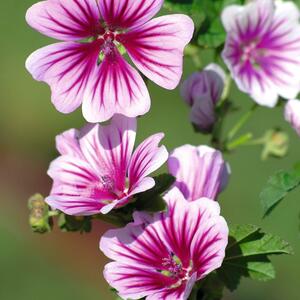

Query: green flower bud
[28,194,52,233]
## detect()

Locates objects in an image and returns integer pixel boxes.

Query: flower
[222,0,300,107]
[181,64,226,133]
[100,187,228,300]
[25,0,194,122]
[284,99,300,136]
[45,115,168,215]
[168,145,230,201]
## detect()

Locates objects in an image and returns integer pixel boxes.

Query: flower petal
[190,217,228,279]
[159,188,222,266]
[26,41,102,114]
[26,0,100,41]
[103,262,172,300]
[168,145,230,201]
[79,115,137,192]
[118,15,194,89]
[99,0,163,29]
[128,133,168,191]
[55,128,83,158]
[82,47,150,122]
[46,155,114,215]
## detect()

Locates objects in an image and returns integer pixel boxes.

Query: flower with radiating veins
[168,145,230,201]
[25,0,194,122]
[45,115,168,215]
[284,99,300,136]
[100,187,228,300]
[181,64,226,133]
[222,0,300,107]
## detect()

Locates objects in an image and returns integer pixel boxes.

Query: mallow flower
[284,99,300,136]
[168,145,230,201]
[45,115,168,215]
[222,0,300,107]
[100,187,228,300]
[181,64,226,133]
[25,0,194,122]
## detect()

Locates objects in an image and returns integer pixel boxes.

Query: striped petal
[26,0,101,41]
[118,15,194,89]
[46,155,115,215]
[79,115,136,192]
[99,0,164,30]
[56,128,83,158]
[82,47,150,122]
[26,40,102,114]
[128,133,168,192]
[168,145,230,201]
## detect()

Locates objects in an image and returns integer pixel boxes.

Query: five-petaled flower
[100,187,228,300]
[25,0,194,122]
[45,115,168,215]
[168,145,230,201]
[222,0,300,107]
[181,64,226,133]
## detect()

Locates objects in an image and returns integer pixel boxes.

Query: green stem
[227,103,258,142]
[226,132,254,151]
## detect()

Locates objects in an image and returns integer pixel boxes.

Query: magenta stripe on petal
[26,0,101,41]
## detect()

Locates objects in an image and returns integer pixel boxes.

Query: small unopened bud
[181,64,226,133]
[28,194,52,233]
[261,129,289,160]
[284,99,300,136]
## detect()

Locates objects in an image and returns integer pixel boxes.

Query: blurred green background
[0,1,299,299]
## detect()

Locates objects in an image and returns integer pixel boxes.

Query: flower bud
[261,130,289,160]
[284,99,300,136]
[28,194,52,233]
[181,64,226,133]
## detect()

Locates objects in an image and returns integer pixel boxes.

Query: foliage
[260,163,300,217]
[217,224,293,291]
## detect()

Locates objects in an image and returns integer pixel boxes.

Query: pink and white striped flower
[181,64,226,133]
[168,145,230,201]
[25,0,194,122]
[222,0,300,107]
[284,99,300,136]
[45,115,168,215]
[100,187,228,300]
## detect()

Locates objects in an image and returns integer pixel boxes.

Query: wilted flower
[168,145,230,201]
[100,187,228,300]
[222,0,300,107]
[181,64,226,133]
[25,0,194,122]
[46,115,168,215]
[285,99,300,136]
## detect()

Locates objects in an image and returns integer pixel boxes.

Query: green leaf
[197,18,225,48]
[135,174,175,212]
[218,224,293,291]
[58,214,92,233]
[260,165,300,217]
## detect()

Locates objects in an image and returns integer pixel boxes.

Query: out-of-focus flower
[222,0,300,107]
[45,115,168,215]
[168,145,230,201]
[285,99,300,136]
[25,0,194,122]
[181,64,226,133]
[100,187,228,300]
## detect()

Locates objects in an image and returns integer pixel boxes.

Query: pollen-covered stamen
[159,253,193,288]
